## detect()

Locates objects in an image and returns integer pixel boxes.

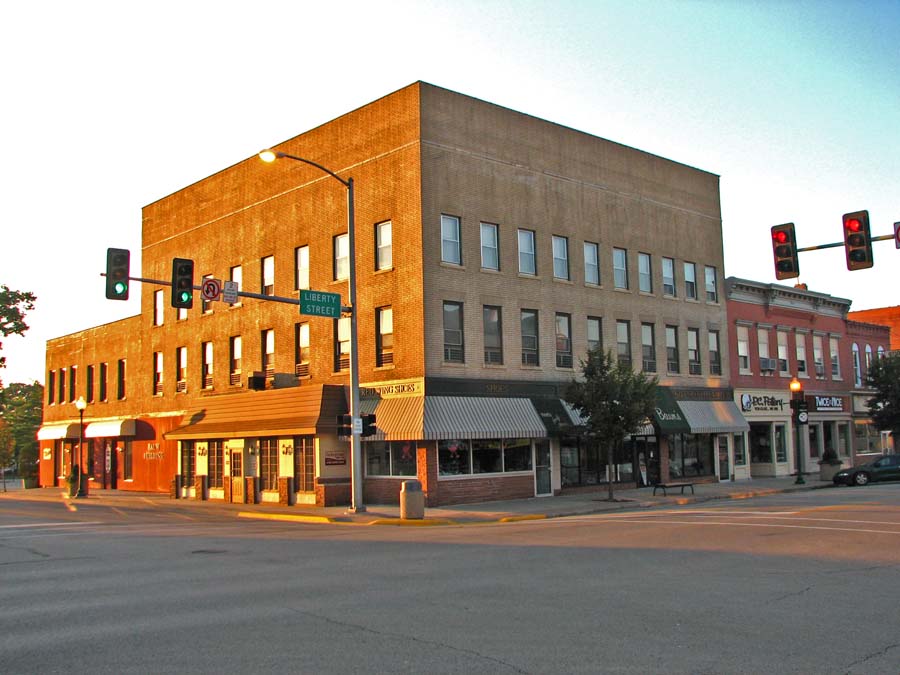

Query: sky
[1,0,898,387]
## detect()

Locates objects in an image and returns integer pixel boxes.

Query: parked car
[833,454,900,486]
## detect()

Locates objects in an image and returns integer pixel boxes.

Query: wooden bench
[652,482,695,496]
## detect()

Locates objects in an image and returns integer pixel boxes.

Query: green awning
[531,398,582,434]
[652,388,691,434]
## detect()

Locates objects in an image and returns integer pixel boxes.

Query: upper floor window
[177,305,188,321]
[587,316,602,354]
[865,344,874,372]
[295,246,309,290]
[376,222,392,271]
[638,253,652,293]
[552,235,569,280]
[334,318,350,372]
[153,352,163,395]
[443,301,464,363]
[230,265,242,306]
[202,342,213,389]
[556,313,573,368]
[641,323,656,373]
[684,262,697,300]
[852,342,861,386]
[261,255,275,295]
[583,242,600,285]
[377,307,394,367]
[813,335,825,378]
[154,290,164,326]
[737,326,750,372]
[58,368,66,404]
[262,328,275,377]
[613,248,628,289]
[518,229,536,275]
[666,325,679,374]
[796,334,808,376]
[483,305,503,365]
[687,328,701,375]
[830,336,841,378]
[295,322,310,377]
[616,320,632,368]
[334,235,349,281]
[176,346,187,393]
[521,309,539,366]
[441,214,461,265]
[705,266,718,303]
[48,370,56,405]
[229,336,242,386]
[480,222,499,270]
[69,365,77,402]
[86,365,95,403]
[758,328,770,361]
[777,331,789,374]
[662,257,676,296]
[708,330,721,376]
[116,359,126,400]
[99,362,108,402]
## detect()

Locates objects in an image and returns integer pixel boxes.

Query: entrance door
[230,451,244,503]
[717,436,730,481]
[535,440,552,496]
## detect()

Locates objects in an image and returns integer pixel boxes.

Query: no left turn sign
[201,278,222,301]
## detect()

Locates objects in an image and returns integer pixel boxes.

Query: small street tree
[866,352,900,452]
[1,284,37,386]
[565,348,658,500]
[0,418,13,491]
[0,381,44,484]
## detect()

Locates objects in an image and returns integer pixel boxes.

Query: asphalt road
[2,486,899,674]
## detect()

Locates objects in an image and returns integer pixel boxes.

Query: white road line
[581,518,900,535]
[0,521,103,529]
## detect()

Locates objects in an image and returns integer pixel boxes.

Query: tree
[866,352,900,451]
[0,285,37,384]
[0,418,12,491]
[565,348,658,500]
[0,381,43,483]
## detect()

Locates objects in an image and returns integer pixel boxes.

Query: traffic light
[361,413,377,437]
[770,223,799,280]
[171,258,194,308]
[336,414,352,437]
[105,248,130,300]
[842,210,873,271]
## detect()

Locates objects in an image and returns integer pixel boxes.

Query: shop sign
[740,393,787,413]
[43,448,52,460]
[812,395,845,412]
[324,451,346,466]
[361,378,424,398]
[143,442,165,461]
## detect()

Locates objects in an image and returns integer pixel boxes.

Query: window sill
[552,277,573,285]
[375,364,395,371]
[517,273,540,280]
[613,286,630,293]
[440,261,466,271]
[441,361,467,368]
[480,267,501,274]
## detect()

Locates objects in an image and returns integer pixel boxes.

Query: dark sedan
[833,454,900,486]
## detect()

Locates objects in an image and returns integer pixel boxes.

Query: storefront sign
[324,451,346,466]
[143,442,164,461]
[740,393,787,413]
[43,448,52,460]
[361,378,424,398]
[812,395,845,412]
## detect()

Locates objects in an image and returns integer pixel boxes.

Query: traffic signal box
[337,414,352,437]
[171,258,195,308]
[105,248,130,300]
[842,210,873,271]
[361,414,377,437]
[770,223,799,280]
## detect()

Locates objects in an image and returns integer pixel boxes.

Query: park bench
[652,482,695,496]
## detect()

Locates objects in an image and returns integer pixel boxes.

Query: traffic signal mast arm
[795,233,895,252]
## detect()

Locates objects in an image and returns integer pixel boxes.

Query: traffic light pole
[795,233,895,253]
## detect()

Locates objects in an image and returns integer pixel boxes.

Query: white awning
[84,419,136,438]
[677,400,749,434]
[36,423,81,440]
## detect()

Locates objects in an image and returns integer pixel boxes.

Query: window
[377,307,394,367]
[99,362,108,402]
[830,336,841,378]
[852,343,861,386]
[733,434,746,466]
[684,262,697,300]
[758,328,770,364]
[176,346,187,393]
[261,255,275,295]
[229,336,242,386]
[705,266,718,302]
[443,302,464,363]
[122,440,133,480]
[438,438,533,476]
[865,344,873,373]
[48,371,55,405]
[483,306,503,365]
[177,305,187,321]
[366,441,417,477]
[293,436,315,492]
[517,229,536,275]
[641,323,656,373]
[334,318,350,371]
[201,273,214,313]
[259,438,278,491]
[153,352,163,395]
[202,342,213,389]
[638,253,652,293]
[179,442,193,487]
[58,368,66,404]
[616,321,631,368]
[333,234,349,281]
[480,222,499,270]
[777,331,789,374]
[587,316,602,354]
[708,330,721,375]
[295,246,309,290]
[613,248,628,289]
[552,235,569,280]
[262,328,275,378]
[666,325,679,373]
[441,214,461,265]
[555,313,573,368]
[86,365,94,403]
[376,222,392,271]
[295,322,310,376]
[69,365,77,401]
[688,328,701,375]
[208,441,224,489]
[662,258,676,296]
[230,265,242,305]
[813,335,825,378]
[154,290,164,326]
[583,242,600,285]
[737,326,750,372]
[796,334,808,376]
[116,359,126,400]
[521,309,539,366]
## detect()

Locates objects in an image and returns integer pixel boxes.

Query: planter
[819,462,842,482]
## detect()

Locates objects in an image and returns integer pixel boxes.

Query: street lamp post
[74,396,88,497]
[259,149,365,513]
[789,377,805,485]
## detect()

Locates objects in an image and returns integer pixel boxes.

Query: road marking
[582,518,900,535]
[0,521,103,529]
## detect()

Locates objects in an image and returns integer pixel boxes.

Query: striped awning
[677,400,749,434]
[36,423,81,440]
[422,396,547,440]
[84,419,136,438]
[358,396,425,441]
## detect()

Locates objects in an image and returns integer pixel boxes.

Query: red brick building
[848,306,900,351]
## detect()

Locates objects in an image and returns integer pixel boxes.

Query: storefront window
[854,423,881,454]
[439,439,471,475]
[749,423,772,463]
[366,441,416,477]
[472,439,502,473]
[774,425,787,462]
[668,434,714,478]
[503,438,533,472]
[837,423,850,456]
[733,434,746,466]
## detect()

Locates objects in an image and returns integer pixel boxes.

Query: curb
[237,512,344,524]
[367,518,457,527]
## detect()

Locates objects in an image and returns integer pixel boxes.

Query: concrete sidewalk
[1,475,835,526]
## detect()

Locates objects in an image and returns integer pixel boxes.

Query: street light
[789,377,805,485]
[74,396,88,497]
[259,149,365,513]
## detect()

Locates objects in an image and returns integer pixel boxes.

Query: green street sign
[300,290,342,318]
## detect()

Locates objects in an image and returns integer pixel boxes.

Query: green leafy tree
[0,418,13,490]
[566,348,658,500]
[0,381,44,482]
[1,285,37,385]
[866,352,900,451]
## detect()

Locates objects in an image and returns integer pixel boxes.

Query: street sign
[201,278,222,301]
[894,222,900,249]
[352,416,363,435]
[300,289,342,318]
[222,280,239,304]
[797,411,808,425]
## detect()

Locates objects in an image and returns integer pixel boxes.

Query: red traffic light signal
[842,210,873,271]
[171,258,195,308]
[770,223,799,280]
[105,248,130,300]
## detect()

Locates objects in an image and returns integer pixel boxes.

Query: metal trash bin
[400,479,424,520]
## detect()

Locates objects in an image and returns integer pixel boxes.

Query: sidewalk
[1,476,834,526]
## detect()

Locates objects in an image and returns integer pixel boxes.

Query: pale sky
[2,0,898,386]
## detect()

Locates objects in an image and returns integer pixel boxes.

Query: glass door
[718,435,730,481]
[535,440,552,496]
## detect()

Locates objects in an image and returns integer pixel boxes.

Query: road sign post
[299,290,342,318]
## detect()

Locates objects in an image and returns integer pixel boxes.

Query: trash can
[400,479,424,520]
